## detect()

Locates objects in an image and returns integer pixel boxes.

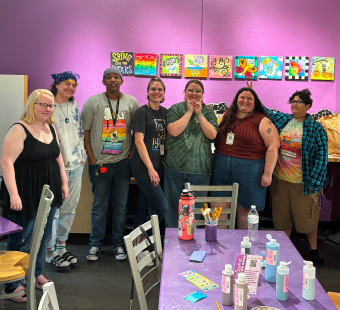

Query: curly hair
[219,87,268,134]
[289,88,313,107]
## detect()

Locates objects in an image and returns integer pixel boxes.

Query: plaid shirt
[265,108,328,195]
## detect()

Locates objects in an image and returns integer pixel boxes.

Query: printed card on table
[179,270,219,291]
[234,254,262,294]
[110,52,134,76]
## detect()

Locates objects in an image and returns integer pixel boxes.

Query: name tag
[280,149,297,158]
[160,144,165,155]
[226,132,234,145]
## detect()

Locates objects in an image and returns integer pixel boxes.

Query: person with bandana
[44,70,86,272]
[81,68,139,261]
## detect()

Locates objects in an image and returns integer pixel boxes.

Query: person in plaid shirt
[266,89,328,265]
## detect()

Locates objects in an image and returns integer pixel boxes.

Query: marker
[215,301,222,310]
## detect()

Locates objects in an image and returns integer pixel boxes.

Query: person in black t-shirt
[130,77,168,265]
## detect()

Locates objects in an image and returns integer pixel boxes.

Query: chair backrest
[184,182,239,229]
[37,282,60,310]
[124,215,162,310]
[27,185,54,310]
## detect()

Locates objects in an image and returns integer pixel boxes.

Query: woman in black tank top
[0,89,68,302]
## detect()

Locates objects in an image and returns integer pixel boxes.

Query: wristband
[196,112,203,118]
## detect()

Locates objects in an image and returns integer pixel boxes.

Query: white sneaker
[137,250,154,267]
[114,247,127,260]
[86,247,100,261]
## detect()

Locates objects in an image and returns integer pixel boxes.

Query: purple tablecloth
[0,216,23,236]
[159,228,336,310]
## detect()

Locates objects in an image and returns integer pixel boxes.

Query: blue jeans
[163,167,211,228]
[88,158,131,249]
[132,171,168,233]
[5,206,57,290]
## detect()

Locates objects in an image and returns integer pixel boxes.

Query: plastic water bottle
[247,205,259,242]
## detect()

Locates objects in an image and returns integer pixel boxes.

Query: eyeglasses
[288,100,305,105]
[35,103,57,109]
[186,89,203,94]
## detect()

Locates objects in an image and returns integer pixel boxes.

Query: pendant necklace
[57,102,69,123]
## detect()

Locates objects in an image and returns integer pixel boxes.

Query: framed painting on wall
[110,52,134,76]
[259,56,283,80]
[311,57,335,81]
[135,53,157,76]
[209,55,233,79]
[184,54,208,78]
[159,53,183,77]
[285,56,309,80]
[234,56,258,80]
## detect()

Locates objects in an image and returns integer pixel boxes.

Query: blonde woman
[0,89,68,302]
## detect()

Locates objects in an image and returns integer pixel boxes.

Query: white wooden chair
[37,282,59,310]
[124,215,162,310]
[184,182,239,229]
[27,185,57,310]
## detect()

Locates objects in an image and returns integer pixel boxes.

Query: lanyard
[106,92,121,126]
[229,111,254,133]
[147,104,165,121]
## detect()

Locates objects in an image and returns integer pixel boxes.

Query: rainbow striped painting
[135,53,157,76]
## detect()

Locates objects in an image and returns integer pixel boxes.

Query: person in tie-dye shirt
[266,89,328,265]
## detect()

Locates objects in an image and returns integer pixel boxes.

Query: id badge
[111,130,118,143]
[226,132,234,145]
[160,144,165,155]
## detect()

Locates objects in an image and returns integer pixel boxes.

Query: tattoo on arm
[267,120,273,125]
[267,149,271,153]
[267,128,272,134]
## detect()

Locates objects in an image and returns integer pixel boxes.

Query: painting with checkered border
[159,53,183,77]
[285,56,309,80]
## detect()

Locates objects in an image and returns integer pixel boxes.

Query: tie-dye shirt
[274,118,303,183]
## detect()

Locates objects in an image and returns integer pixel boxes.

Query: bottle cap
[251,205,256,209]
[238,273,246,282]
[303,260,314,268]
[243,236,250,244]
[182,189,189,193]
[270,239,277,244]
[266,234,272,241]
[279,261,291,268]
[225,264,232,273]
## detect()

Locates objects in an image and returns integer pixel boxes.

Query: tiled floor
[0,229,339,310]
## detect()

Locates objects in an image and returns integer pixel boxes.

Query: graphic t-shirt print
[152,118,166,151]
[102,107,127,154]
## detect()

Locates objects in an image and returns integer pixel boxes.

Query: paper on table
[179,270,219,291]
[234,254,262,294]
[183,291,207,303]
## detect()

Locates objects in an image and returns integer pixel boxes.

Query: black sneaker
[86,247,100,261]
[114,247,127,260]
[309,250,324,265]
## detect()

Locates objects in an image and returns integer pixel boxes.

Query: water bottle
[247,205,259,242]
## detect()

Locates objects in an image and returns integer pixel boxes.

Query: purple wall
[1,0,339,220]
[1,0,339,112]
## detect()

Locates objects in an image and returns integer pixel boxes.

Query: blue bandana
[51,70,80,84]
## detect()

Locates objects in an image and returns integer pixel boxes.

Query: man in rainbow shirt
[81,68,139,261]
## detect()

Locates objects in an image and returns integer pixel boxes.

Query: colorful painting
[110,52,134,76]
[134,53,157,76]
[311,57,335,81]
[259,56,283,80]
[209,55,233,79]
[159,53,183,77]
[285,56,309,80]
[184,54,208,78]
[234,56,258,80]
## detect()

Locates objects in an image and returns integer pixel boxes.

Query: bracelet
[196,112,203,118]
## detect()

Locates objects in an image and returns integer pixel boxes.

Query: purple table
[0,216,23,236]
[159,229,336,310]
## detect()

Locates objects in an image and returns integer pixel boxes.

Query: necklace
[293,115,306,120]
[57,102,69,123]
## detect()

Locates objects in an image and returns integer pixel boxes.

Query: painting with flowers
[184,54,208,78]
[234,56,258,80]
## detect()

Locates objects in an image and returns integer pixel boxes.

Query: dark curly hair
[49,83,75,102]
[219,87,268,134]
[289,88,313,107]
